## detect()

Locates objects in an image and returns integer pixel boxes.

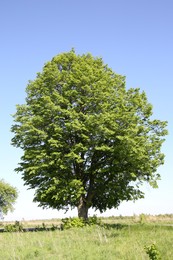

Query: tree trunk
[77,197,88,220]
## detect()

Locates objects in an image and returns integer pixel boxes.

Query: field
[0,215,173,259]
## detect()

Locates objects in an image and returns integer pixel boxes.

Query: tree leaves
[11,50,168,216]
[0,180,18,218]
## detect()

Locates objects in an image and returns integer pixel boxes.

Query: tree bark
[77,196,88,220]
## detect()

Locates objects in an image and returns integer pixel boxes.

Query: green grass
[0,221,173,259]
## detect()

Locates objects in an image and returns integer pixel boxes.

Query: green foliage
[35,222,59,231]
[86,215,102,226]
[144,243,161,260]
[4,221,23,232]
[11,50,167,218]
[0,179,18,218]
[3,221,59,232]
[61,215,102,229]
[139,213,146,224]
[61,217,85,229]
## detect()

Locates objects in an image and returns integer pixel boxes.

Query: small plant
[4,221,23,232]
[4,224,16,232]
[61,215,102,229]
[14,221,23,231]
[144,243,161,260]
[50,224,59,231]
[86,215,102,226]
[61,217,85,229]
[35,222,48,231]
[139,213,146,224]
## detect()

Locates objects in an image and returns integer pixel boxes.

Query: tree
[0,179,18,218]
[11,50,167,219]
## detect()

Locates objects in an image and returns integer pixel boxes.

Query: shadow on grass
[103,223,128,230]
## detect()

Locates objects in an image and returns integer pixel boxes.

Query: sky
[1,0,172,221]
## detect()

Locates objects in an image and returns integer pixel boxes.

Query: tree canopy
[0,179,18,218]
[11,50,167,219]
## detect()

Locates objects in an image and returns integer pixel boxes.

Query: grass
[0,215,173,259]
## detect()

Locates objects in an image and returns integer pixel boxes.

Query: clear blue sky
[1,0,172,220]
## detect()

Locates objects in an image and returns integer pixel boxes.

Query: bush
[61,217,85,229]
[4,221,23,232]
[144,243,161,260]
[61,215,102,229]
[86,215,102,226]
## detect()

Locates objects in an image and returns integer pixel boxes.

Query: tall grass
[0,222,173,259]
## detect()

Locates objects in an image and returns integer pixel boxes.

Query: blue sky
[1,0,172,220]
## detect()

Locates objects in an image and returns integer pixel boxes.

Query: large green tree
[11,50,167,219]
[0,179,18,218]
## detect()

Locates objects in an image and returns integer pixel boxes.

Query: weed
[139,213,146,224]
[144,243,161,260]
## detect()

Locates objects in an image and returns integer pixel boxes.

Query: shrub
[144,243,161,260]
[4,221,23,232]
[61,215,102,229]
[61,217,85,229]
[86,215,102,226]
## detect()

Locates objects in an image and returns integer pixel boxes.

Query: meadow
[0,215,173,259]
